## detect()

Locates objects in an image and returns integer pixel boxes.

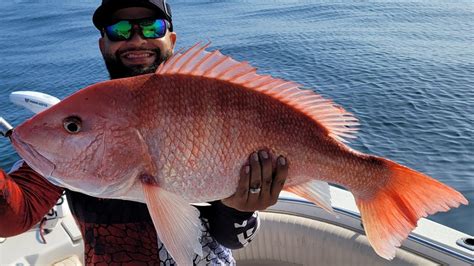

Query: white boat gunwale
[271,187,474,265]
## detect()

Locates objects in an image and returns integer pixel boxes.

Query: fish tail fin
[355,158,468,260]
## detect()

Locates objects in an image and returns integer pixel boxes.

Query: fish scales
[129,74,357,201]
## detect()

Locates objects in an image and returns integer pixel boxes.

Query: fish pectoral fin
[142,182,203,265]
[285,180,334,214]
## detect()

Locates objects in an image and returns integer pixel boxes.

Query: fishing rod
[0,91,60,138]
[0,117,13,138]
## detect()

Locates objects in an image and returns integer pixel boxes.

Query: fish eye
[63,116,82,134]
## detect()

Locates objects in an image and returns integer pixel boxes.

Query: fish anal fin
[142,182,202,266]
[285,180,334,214]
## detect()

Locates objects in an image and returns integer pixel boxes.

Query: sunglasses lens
[105,20,132,41]
[140,19,167,39]
[104,19,168,41]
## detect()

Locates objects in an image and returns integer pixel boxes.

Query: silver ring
[249,187,261,194]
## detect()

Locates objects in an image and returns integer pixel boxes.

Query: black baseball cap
[93,0,173,30]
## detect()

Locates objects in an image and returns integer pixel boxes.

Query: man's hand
[222,150,288,212]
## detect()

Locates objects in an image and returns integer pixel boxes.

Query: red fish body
[11,43,468,265]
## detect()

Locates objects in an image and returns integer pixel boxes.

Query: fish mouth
[10,131,56,178]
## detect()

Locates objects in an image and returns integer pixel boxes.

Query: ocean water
[0,0,472,236]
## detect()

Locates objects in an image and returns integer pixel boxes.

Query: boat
[1,186,472,265]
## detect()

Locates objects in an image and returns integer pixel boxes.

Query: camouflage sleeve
[0,161,63,237]
[197,200,260,249]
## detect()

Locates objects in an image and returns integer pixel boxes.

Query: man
[0,0,288,264]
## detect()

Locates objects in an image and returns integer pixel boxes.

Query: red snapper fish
[11,43,467,265]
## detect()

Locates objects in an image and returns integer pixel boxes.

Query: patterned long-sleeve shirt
[0,161,259,265]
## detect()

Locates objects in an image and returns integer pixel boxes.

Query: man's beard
[103,48,172,79]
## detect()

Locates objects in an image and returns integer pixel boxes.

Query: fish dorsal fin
[156,42,359,142]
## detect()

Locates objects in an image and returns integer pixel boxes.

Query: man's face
[99,7,177,79]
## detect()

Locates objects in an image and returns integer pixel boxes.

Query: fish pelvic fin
[286,180,334,214]
[142,181,203,266]
[156,42,359,143]
[355,158,468,260]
